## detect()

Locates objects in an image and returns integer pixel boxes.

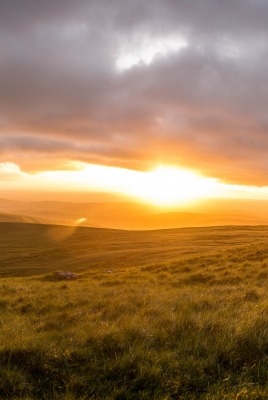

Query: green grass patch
[2,224,268,398]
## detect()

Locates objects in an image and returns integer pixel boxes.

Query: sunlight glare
[128,166,220,206]
[75,217,87,224]
[37,163,221,207]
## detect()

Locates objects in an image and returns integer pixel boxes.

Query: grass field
[2,223,268,398]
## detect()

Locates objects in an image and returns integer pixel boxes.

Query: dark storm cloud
[1,0,268,184]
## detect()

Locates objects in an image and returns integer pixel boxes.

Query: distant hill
[88,211,268,230]
[0,211,66,226]
[0,212,42,224]
[1,197,268,229]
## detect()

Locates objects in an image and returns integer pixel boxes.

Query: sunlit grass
[2,224,268,398]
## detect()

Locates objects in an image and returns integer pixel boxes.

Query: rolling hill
[1,197,268,230]
[2,223,268,398]
[1,222,268,277]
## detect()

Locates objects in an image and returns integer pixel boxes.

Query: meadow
[2,223,268,398]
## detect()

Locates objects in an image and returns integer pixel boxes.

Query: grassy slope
[2,223,268,398]
[1,222,268,277]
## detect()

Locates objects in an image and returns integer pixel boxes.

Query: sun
[36,162,221,207]
[128,166,218,207]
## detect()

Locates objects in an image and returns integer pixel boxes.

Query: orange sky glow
[1,1,268,207]
[2,161,268,207]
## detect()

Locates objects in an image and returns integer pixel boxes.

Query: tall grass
[2,224,268,398]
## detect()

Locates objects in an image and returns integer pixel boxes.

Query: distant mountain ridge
[1,197,268,230]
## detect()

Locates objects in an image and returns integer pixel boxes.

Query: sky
[1,0,268,204]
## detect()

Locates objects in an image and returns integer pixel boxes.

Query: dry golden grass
[2,223,268,398]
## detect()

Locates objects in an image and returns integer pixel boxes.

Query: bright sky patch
[116,34,188,71]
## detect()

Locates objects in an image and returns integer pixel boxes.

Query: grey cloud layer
[1,0,268,183]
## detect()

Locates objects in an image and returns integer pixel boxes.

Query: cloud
[0,162,24,180]
[1,0,268,184]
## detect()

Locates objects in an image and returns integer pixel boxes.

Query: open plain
[2,223,268,398]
